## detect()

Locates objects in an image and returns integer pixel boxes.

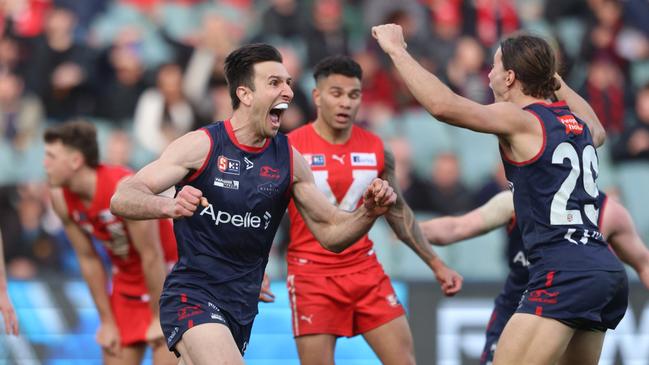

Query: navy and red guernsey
[501,101,623,273]
[164,120,293,325]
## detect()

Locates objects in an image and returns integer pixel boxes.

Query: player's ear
[312,87,321,108]
[236,86,253,107]
[70,150,84,170]
[505,70,515,88]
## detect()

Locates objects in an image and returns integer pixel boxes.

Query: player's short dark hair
[224,43,283,110]
[500,34,560,99]
[313,55,363,83]
[44,120,99,168]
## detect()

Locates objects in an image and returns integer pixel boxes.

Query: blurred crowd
[1,0,648,279]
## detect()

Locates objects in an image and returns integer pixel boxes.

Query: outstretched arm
[371,24,534,138]
[291,148,396,253]
[0,229,18,335]
[601,198,649,289]
[111,130,211,220]
[51,189,121,356]
[554,74,606,147]
[420,191,515,245]
[382,146,462,295]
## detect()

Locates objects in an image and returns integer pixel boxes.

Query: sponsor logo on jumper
[178,304,203,320]
[244,157,254,170]
[512,250,530,267]
[507,181,514,192]
[260,166,280,180]
[304,154,325,167]
[351,153,377,166]
[528,289,560,304]
[218,155,240,175]
[213,177,239,190]
[200,205,271,229]
[258,182,280,198]
[332,154,345,164]
[558,115,583,135]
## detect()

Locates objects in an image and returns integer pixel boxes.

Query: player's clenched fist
[169,185,208,218]
[362,178,397,218]
[371,24,407,56]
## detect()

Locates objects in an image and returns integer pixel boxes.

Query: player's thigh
[176,323,243,365]
[494,313,574,365]
[150,338,179,365]
[362,315,415,365]
[557,329,606,365]
[103,343,146,365]
[295,334,337,365]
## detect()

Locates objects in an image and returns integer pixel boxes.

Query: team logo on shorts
[386,294,400,307]
[177,304,204,320]
[218,155,240,175]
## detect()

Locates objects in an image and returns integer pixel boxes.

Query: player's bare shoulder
[162,128,214,171]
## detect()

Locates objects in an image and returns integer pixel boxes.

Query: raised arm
[290,148,396,253]
[554,74,606,147]
[382,146,462,295]
[420,191,515,245]
[371,24,534,137]
[51,189,121,355]
[111,130,211,220]
[0,229,18,335]
[123,218,166,340]
[601,197,649,289]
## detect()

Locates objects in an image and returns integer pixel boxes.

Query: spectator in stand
[579,57,630,135]
[304,0,350,68]
[0,72,43,152]
[443,36,492,104]
[426,152,474,215]
[22,4,95,121]
[134,63,197,156]
[257,0,307,41]
[388,136,437,213]
[612,83,649,162]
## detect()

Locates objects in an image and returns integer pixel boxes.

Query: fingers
[441,274,464,297]
[175,186,208,217]
[370,179,396,207]
[7,310,18,336]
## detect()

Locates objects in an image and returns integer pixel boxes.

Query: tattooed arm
[382,146,463,296]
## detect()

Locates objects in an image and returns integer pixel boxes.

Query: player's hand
[432,261,463,297]
[0,290,18,335]
[170,185,208,218]
[371,24,408,56]
[363,178,397,218]
[96,320,121,357]
[258,273,275,303]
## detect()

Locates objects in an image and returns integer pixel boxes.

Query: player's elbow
[592,127,606,148]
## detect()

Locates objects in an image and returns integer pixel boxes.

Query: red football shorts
[110,288,153,346]
[287,264,405,337]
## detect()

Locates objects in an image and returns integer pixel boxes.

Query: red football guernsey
[62,164,178,295]
[287,124,385,275]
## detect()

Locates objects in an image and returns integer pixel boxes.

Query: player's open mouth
[335,112,351,122]
[269,102,289,127]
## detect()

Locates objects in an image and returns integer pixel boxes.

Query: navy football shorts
[517,269,628,331]
[160,290,253,357]
[480,297,518,365]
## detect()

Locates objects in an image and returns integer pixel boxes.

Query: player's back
[287,123,385,275]
[167,120,292,324]
[501,101,623,273]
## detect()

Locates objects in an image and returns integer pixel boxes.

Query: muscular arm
[111,130,210,219]
[124,218,166,316]
[291,148,394,253]
[0,229,18,335]
[554,74,606,147]
[601,198,649,289]
[420,191,515,245]
[51,189,115,325]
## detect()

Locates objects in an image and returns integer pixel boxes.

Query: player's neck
[68,166,97,204]
[312,119,352,145]
[230,112,267,148]
[506,87,546,107]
